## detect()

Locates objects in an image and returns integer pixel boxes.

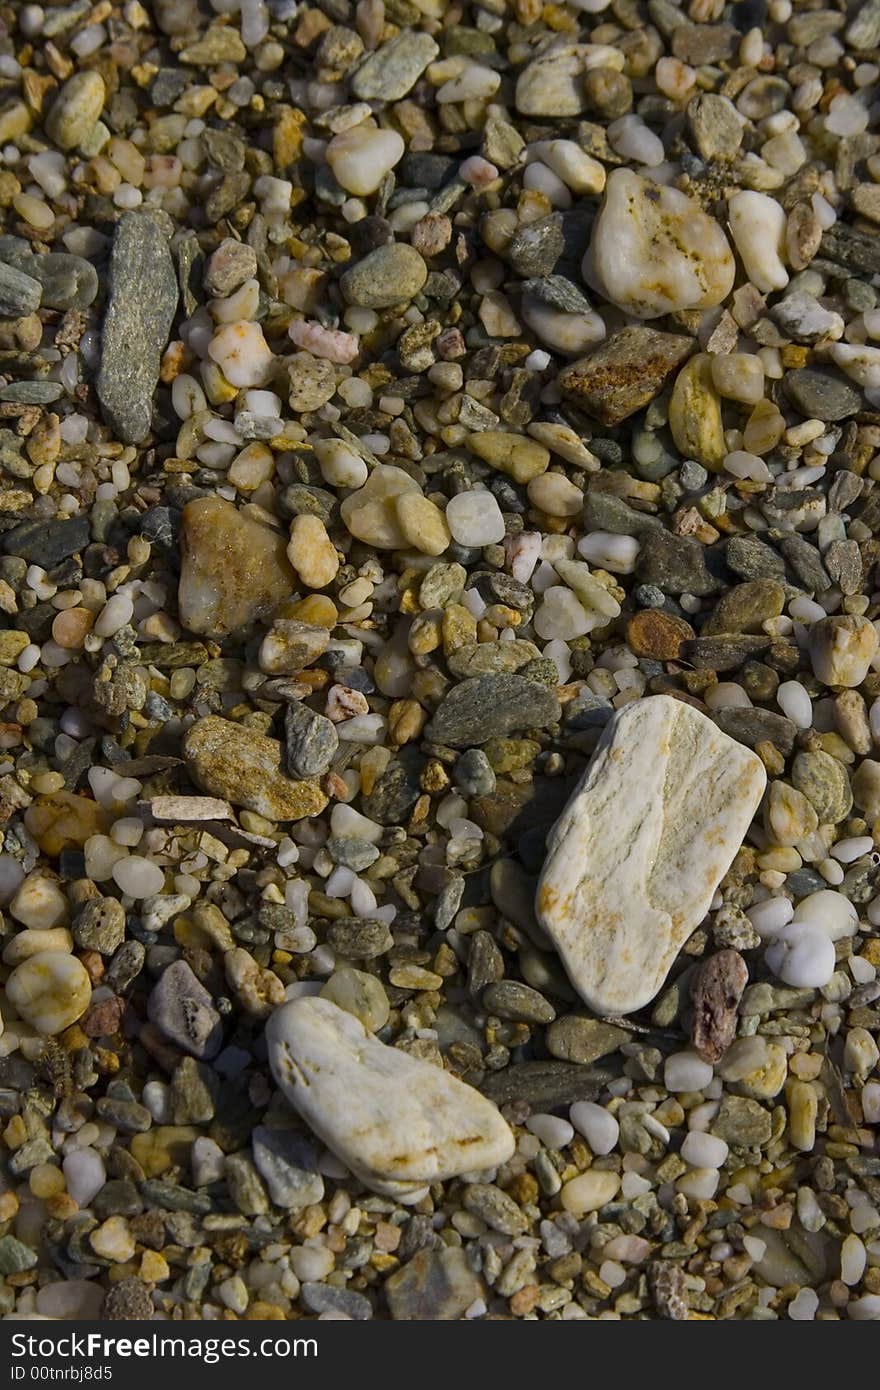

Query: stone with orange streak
[266,996,515,1201]
[535,694,766,1015]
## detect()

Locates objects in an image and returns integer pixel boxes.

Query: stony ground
[0,0,878,1324]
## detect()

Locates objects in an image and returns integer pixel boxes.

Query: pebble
[445,491,506,547]
[178,497,294,639]
[251,1125,324,1209]
[284,701,339,778]
[351,33,439,101]
[585,170,735,318]
[0,262,41,317]
[44,71,105,151]
[536,695,765,1014]
[327,127,406,197]
[559,327,694,426]
[808,615,879,687]
[560,1170,620,1215]
[341,242,427,309]
[183,715,328,821]
[147,959,223,1060]
[727,191,789,293]
[765,922,836,988]
[266,996,514,1199]
[784,367,862,421]
[385,1248,484,1321]
[426,674,561,747]
[96,212,178,444]
[5,951,91,1035]
[569,1101,619,1154]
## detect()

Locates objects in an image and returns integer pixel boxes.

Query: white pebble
[569,1101,619,1155]
[792,889,858,941]
[445,490,506,547]
[526,1114,574,1149]
[577,532,639,574]
[776,680,813,728]
[664,1051,713,1092]
[111,856,165,898]
[747,896,793,938]
[62,1148,106,1207]
[681,1131,728,1168]
[765,921,836,988]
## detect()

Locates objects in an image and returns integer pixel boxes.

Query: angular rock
[558,327,694,426]
[96,212,179,444]
[425,674,560,747]
[147,960,222,1060]
[0,262,41,316]
[183,715,328,822]
[584,169,735,319]
[351,31,439,101]
[535,695,766,1015]
[808,615,879,688]
[251,1125,324,1209]
[266,996,515,1199]
[546,1015,630,1064]
[178,497,295,640]
[712,708,797,756]
[283,701,339,778]
[385,1247,484,1320]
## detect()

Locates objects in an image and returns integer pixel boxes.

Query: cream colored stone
[535,695,766,1015]
[287,514,339,590]
[266,996,515,1200]
[728,190,789,294]
[584,170,735,319]
[808,615,879,688]
[560,1169,620,1215]
[5,952,91,1035]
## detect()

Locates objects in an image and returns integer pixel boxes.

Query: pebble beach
[0,0,877,1324]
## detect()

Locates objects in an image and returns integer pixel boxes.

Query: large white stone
[535,694,766,1015]
[584,169,735,319]
[266,996,515,1200]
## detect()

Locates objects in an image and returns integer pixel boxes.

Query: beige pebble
[560,1169,620,1215]
[5,952,91,1035]
[394,492,451,556]
[288,514,339,589]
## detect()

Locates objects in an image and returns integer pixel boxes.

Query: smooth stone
[558,327,695,426]
[0,262,41,316]
[425,674,561,747]
[178,496,295,639]
[584,169,735,319]
[727,190,789,294]
[711,1095,772,1147]
[546,1015,630,1064]
[703,579,785,635]
[808,615,879,688]
[340,243,427,307]
[147,959,222,1060]
[351,32,439,100]
[184,716,327,822]
[44,71,105,150]
[266,996,515,1199]
[712,708,797,756]
[5,952,91,1035]
[326,126,405,197]
[516,44,593,117]
[1,249,99,310]
[784,367,862,421]
[535,695,766,1015]
[96,212,179,444]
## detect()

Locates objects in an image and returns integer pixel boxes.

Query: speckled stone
[183,716,328,821]
[426,674,561,747]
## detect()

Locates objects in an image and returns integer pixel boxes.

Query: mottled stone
[385,1248,484,1320]
[178,497,295,640]
[426,674,561,747]
[96,213,179,444]
[183,716,328,821]
[558,327,694,426]
[147,960,222,1060]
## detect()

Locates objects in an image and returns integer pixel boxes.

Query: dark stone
[1,516,90,564]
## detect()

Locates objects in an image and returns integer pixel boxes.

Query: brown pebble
[626,610,695,660]
[690,948,749,1064]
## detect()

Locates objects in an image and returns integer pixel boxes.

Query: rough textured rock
[96,212,178,444]
[558,327,694,425]
[425,674,561,747]
[690,950,749,1063]
[183,716,328,821]
[266,996,515,1199]
[536,695,766,1015]
[178,497,295,639]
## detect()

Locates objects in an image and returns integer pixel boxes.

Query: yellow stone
[24,791,108,856]
[467,431,550,483]
[669,354,725,469]
[130,1126,200,1178]
[178,496,295,640]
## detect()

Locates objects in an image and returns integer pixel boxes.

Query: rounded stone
[340,243,427,308]
[44,72,106,151]
[6,951,91,1035]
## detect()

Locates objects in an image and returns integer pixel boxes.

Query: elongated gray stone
[266,996,515,1200]
[96,212,178,444]
[535,695,766,1015]
[0,262,41,316]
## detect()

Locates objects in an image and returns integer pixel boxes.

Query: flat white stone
[266,996,515,1199]
[535,694,766,1015]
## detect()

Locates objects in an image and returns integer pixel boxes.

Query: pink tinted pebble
[289,319,359,364]
[459,156,499,188]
